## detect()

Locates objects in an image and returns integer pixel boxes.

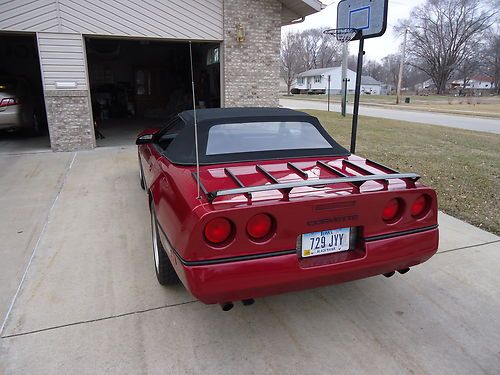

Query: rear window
[206,121,332,155]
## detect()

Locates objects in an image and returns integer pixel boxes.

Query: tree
[380,54,401,88]
[280,32,303,95]
[481,30,500,93]
[401,0,496,94]
[300,28,342,70]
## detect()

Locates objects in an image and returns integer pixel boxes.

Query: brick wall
[44,90,95,151]
[223,0,281,107]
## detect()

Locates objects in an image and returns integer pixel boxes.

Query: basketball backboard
[337,0,388,40]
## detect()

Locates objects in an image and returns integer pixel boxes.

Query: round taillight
[382,198,403,222]
[411,194,430,218]
[204,218,232,245]
[246,213,273,240]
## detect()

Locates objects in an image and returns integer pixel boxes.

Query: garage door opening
[0,33,49,154]
[85,38,221,147]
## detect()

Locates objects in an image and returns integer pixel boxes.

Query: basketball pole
[350,34,364,154]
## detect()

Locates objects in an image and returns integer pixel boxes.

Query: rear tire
[29,112,42,136]
[150,201,179,285]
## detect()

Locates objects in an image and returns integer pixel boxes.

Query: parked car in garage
[0,76,45,135]
[136,108,439,310]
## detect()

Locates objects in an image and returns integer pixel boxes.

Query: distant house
[293,67,357,94]
[415,79,436,93]
[451,76,495,91]
[361,76,384,95]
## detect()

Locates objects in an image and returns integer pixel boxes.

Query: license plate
[301,228,351,258]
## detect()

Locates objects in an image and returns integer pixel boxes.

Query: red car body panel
[138,120,439,304]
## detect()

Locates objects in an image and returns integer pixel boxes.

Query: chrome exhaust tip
[383,271,396,278]
[398,268,410,274]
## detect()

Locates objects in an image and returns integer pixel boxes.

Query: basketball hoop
[323,27,359,53]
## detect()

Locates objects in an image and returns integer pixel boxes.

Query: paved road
[1,147,499,374]
[280,98,500,134]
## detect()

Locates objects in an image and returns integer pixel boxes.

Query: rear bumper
[0,111,22,129]
[168,227,439,304]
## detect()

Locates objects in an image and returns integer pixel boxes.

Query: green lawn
[304,110,500,235]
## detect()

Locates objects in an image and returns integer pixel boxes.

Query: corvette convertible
[136,107,438,310]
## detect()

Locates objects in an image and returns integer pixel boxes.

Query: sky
[282,0,427,61]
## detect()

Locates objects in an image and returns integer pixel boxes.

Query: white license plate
[301,228,351,258]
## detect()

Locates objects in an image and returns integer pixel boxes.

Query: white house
[451,76,495,91]
[294,67,357,94]
[361,76,384,95]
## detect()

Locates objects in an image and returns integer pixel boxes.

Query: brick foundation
[44,90,95,152]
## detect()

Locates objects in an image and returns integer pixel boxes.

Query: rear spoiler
[193,159,421,203]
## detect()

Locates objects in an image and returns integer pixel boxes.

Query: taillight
[382,198,403,222]
[0,98,21,107]
[246,213,274,240]
[204,217,232,245]
[411,194,431,218]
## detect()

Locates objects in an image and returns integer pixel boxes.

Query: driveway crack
[1,300,198,339]
[0,152,77,336]
[438,239,500,255]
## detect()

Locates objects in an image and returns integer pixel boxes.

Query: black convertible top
[178,107,312,125]
[159,107,350,165]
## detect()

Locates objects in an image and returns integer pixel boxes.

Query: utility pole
[396,27,409,105]
[341,43,348,116]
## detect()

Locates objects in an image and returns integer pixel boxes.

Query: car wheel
[138,154,145,190]
[150,201,179,285]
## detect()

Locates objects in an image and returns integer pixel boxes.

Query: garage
[85,38,220,147]
[0,33,49,153]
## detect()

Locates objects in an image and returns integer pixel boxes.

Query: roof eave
[280,0,324,26]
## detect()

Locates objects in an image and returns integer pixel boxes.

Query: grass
[286,94,500,117]
[304,110,500,235]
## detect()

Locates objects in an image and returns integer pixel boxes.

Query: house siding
[223,0,281,107]
[37,32,88,91]
[0,0,223,40]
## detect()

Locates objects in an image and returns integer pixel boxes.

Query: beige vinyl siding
[0,0,223,40]
[37,33,89,91]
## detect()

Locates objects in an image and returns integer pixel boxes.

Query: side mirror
[136,133,154,145]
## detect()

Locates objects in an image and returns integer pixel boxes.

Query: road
[280,98,500,134]
[1,147,499,374]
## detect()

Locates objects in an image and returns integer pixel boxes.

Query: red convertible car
[137,108,438,310]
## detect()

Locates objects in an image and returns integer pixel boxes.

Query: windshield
[206,121,332,155]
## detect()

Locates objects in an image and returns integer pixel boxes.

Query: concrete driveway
[1,147,499,374]
[280,98,500,134]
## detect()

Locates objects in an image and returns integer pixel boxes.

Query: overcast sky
[282,0,427,61]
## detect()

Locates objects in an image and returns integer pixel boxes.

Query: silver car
[0,77,44,135]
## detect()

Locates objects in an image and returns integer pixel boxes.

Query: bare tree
[401,0,496,94]
[381,54,401,88]
[280,32,303,95]
[300,28,342,70]
[481,30,500,93]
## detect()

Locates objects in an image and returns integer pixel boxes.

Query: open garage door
[0,33,49,154]
[85,38,221,147]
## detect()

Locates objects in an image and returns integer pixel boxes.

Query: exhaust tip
[383,271,396,278]
[242,298,255,306]
[221,302,234,311]
[398,268,410,274]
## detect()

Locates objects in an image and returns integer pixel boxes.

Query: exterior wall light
[236,24,245,43]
